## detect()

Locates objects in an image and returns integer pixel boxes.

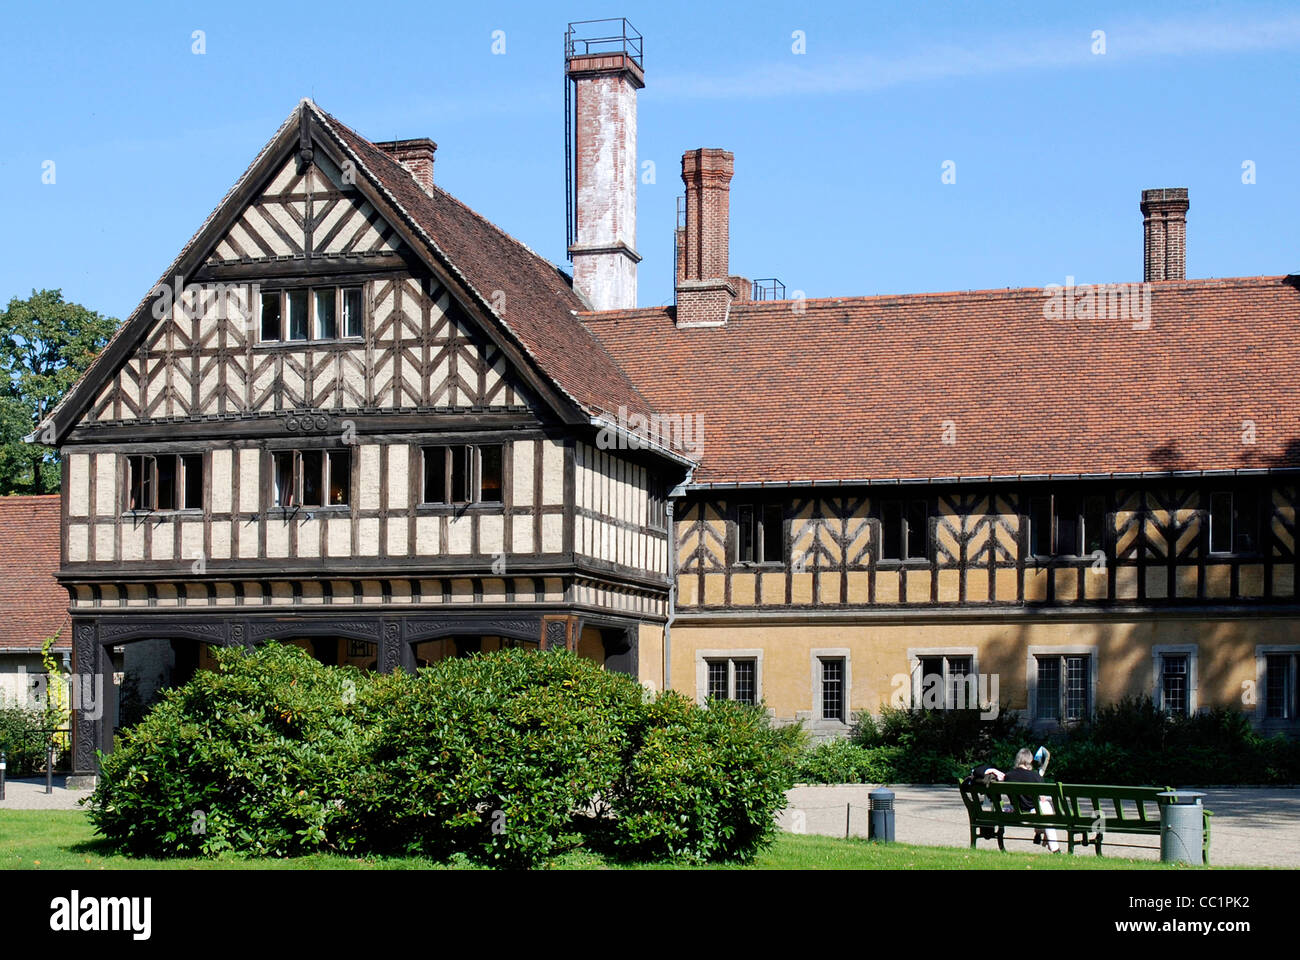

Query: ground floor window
[1035,653,1091,722]
[820,657,845,722]
[1265,652,1299,720]
[915,654,974,710]
[703,656,757,705]
[1160,654,1189,716]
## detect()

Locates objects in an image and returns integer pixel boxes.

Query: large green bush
[605,693,795,863]
[87,643,369,857]
[86,645,795,866]
[352,648,645,867]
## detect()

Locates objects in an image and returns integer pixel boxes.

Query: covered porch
[69,609,643,778]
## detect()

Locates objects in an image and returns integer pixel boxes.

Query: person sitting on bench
[1002,747,1061,853]
[966,762,1005,838]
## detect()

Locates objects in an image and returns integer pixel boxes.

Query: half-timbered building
[41,23,1300,775]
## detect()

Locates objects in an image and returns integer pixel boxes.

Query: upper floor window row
[1030,488,1264,559]
[260,287,363,343]
[121,445,507,514]
[733,488,1271,567]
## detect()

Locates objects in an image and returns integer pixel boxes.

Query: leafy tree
[0,289,118,493]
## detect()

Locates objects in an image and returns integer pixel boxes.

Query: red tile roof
[583,277,1300,484]
[0,496,69,650]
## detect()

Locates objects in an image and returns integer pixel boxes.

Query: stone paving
[779,784,1300,867]
[0,776,93,810]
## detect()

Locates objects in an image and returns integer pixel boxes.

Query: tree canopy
[0,289,118,494]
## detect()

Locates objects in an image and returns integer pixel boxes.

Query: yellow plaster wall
[668,617,1297,722]
[638,622,665,691]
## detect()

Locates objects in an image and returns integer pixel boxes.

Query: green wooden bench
[958,779,1212,863]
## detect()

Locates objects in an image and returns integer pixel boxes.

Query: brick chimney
[1141,187,1189,281]
[566,45,643,311]
[675,148,749,327]
[374,138,437,197]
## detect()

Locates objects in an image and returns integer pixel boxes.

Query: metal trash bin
[1156,790,1205,864]
[868,787,895,842]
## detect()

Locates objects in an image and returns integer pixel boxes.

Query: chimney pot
[1140,187,1189,281]
[375,138,437,197]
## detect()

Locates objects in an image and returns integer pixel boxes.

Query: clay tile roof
[582,277,1300,484]
[314,107,664,432]
[0,496,69,650]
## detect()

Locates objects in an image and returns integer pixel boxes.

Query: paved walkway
[6,777,1299,866]
[0,776,93,810]
[779,784,1300,867]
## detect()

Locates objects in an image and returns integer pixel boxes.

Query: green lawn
[0,809,1202,870]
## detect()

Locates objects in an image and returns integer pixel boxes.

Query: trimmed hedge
[87,644,794,866]
[795,739,903,784]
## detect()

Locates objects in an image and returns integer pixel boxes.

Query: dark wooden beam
[64,410,547,443]
[193,252,414,282]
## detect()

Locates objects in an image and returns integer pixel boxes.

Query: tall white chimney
[565,20,642,311]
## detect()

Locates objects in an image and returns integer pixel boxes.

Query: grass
[0,809,1203,870]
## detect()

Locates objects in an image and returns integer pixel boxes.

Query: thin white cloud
[653,13,1300,100]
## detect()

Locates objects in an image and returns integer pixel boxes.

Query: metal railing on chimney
[565,18,644,65]
[751,279,787,301]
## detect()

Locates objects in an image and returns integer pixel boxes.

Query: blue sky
[2,0,1297,320]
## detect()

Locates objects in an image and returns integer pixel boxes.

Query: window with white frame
[1150,646,1198,718]
[260,286,364,343]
